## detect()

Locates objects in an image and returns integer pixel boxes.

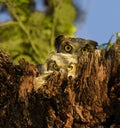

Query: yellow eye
[67,64,73,71]
[53,63,59,70]
[64,44,72,52]
[81,47,89,54]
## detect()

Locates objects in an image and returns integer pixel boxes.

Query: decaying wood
[0,39,120,128]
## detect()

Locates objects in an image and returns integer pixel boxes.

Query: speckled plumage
[35,52,78,90]
[55,35,98,56]
[41,52,78,78]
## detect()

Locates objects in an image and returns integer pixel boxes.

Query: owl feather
[35,52,78,90]
[55,35,98,56]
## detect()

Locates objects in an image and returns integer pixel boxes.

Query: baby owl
[55,35,98,56]
[40,52,78,78]
[38,52,78,77]
[35,52,78,90]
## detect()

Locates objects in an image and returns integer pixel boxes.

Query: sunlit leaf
[0,0,77,64]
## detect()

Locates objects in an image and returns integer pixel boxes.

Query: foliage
[98,33,120,50]
[0,0,77,64]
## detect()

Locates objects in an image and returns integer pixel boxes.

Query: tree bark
[0,39,120,128]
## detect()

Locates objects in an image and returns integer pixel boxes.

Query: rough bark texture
[0,39,120,128]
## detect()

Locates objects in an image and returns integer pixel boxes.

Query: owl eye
[64,44,72,52]
[81,47,89,54]
[53,63,59,70]
[67,64,73,71]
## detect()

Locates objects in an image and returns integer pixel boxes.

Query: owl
[37,52,78,78]
[35,52,78,91]
[40,52,78,78]
[55,35,98,56]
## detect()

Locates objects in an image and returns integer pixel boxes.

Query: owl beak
[67,67,72,71]
[59,68,66,73]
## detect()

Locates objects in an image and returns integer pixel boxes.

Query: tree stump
[0,39,120,128]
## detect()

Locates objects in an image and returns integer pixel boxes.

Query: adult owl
[55,35,98,56]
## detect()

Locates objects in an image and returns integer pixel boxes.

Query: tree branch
[0,39,120,127]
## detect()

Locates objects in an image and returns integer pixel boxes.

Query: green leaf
[116,32,120,38]
[106,41,113,50]
[0,0,77,64]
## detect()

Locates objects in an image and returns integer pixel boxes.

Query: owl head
[35,52,78,90]
[40,52,78,78]
[55,35,98,56]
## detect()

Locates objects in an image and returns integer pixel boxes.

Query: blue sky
[75,0,120,44]
[0,0,120,45]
